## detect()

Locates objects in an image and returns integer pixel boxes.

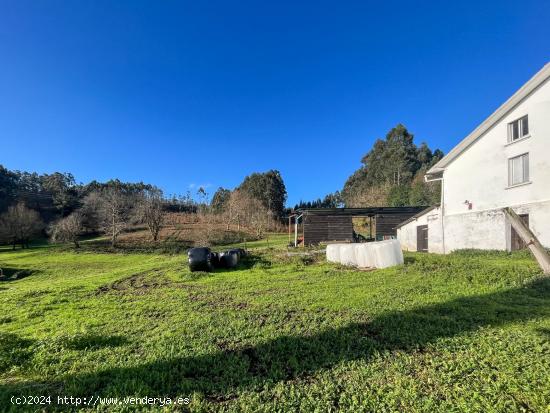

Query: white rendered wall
[436,77,550,252]
[514,200,550,248]
[397,207,443,253]
[442,78,550,217]
[399,202,550,253]
[441,200,550,251]
[397,214,428,251]
[443,210,507,251]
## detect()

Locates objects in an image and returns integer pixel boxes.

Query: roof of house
[427,62,550,178]
[394,205,440,229]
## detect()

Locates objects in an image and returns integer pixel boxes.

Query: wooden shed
[297,207,426,246]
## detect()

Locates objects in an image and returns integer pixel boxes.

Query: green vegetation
[236,170,287,219]
[1,240,549,412]
[341,124,444,207]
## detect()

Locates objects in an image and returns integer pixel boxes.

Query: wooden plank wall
[303,215,353,245]
[376,212,420,237]
[303,211,420,245]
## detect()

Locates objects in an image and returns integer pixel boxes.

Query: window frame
[507,115,529,143]
[507,152,530,187]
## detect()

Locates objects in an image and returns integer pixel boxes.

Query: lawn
[1,238,549,412]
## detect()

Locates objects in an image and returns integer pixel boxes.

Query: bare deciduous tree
[224,190,275,237]
[96,187,132,247]
[0,202,44,249]
[226,190,250,231]
[137,189,165,241]
[49,212,84,248]
[249,198,274,239]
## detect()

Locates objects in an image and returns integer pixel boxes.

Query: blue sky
[1,0,549,206]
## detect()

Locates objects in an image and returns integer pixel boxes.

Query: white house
[397,62,550,253]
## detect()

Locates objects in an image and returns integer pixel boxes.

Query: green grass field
[1,237,549,412]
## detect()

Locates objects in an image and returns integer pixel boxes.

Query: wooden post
[294,219,298,247]
[294,214,303,248]
[369,216,373,239]
[503,207,550,275]
[288,216,291,246]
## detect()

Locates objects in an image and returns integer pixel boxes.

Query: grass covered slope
[0,243,549,412]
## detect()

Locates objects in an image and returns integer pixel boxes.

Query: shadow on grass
[2,278,550,405]
[403,256,417,265]
[62,334,129,351]
[0,333,35,374]
[0,238,52,253]
[0,268,37,282]
[237,254,272,270]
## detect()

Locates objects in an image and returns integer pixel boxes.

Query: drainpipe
[440,178,446,254]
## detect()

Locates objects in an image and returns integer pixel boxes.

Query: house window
[508,153,529,186]
[508,115,529,142]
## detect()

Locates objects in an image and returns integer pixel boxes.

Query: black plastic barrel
[210,251,220,268]
[188,247,214,272]
[219,250,239,269]
[230,248,247,259]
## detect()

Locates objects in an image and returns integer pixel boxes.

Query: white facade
[398,63,550,253]
[397,207,444,253]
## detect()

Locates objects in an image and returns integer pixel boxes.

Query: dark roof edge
[296,206,427,216]
[394,205,440,229]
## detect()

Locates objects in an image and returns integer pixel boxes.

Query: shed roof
[394,205,440,229]
[297,206,426,217]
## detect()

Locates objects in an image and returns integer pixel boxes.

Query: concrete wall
[422,75,550,253]
[442,200,550,251]
[397,215,427,252]
[514,200,550,248]
[397,207,443,253]
[399,201,550,253]
[443,209,507,251]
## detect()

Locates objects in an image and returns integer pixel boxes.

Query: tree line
[1,124,440,247]
[0,165,287,249]
[296,124,443,209]
[207,170,287,240]
[293,192,343,210]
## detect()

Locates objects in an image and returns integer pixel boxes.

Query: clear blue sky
[1,0,549,206]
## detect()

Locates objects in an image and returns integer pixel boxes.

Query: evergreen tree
[238,170,287,218]
[210,187,231,214]
[0,165,18,213]
[342,124,443,207]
